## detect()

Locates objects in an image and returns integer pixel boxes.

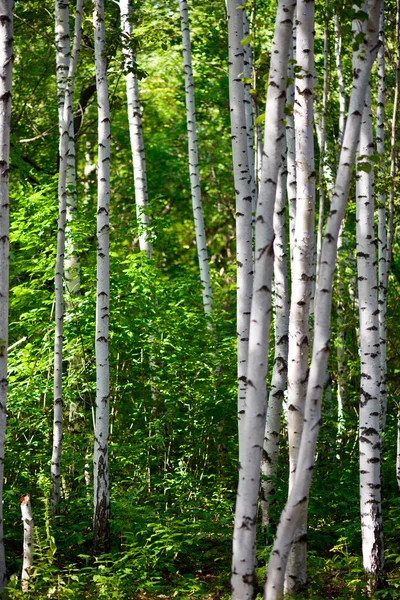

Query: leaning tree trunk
[120,0,152,259]
[227,0,254,447]
[178,0,212,316]
[51,0,84,518]
[0,0,13,588]
[260,162,289,527]
[93,0,111,553]
[230,1,296,598]
[285,0,315,591]
[264,3,381,598]
[356,86,384,592]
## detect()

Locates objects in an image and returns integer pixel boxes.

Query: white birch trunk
[316,0,329,278]
[260,164,289,528]
[0,1,13,588]
[334,12,348,449]
[93,0,111,552]
[334,13,346,147]
[357,87,384,588]
[120,0,152,259]
[20,494,34,593]
[231,2,296,597]
[264,3,381,598]
[376,5,387,433]
[55,0,70,125]
[51,0,71,517]
[65,0,84,296]
[387,0,400,273]
[285,0,315,590]
[52,0,84,517]
[287,26,296,264]
[227,0,254,446]
[242,7,256,219]
[178,0,212,316]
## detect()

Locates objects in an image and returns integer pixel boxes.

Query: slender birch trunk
[227,0,254,446]
[242,7,256,219]
[334,12,348,447]
[260,163,289,527]
[334,13,346,147]
[178,0,212,316]
[65,1,85,296]
[264,3,381,598]
[357,86,384,589]
[0,0,13,588]
[387,0,400,273]
[376,5,387,433]
[52,0,84,517]
[316,0,329,277]
[285,0,315,590]
[51,0,71,518]
[93,0,111,552]
[120,0,152,259]
[287,26,296,266]
[231,2,296,597]
[20,495,34,593]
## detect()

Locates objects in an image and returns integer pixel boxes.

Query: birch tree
[260,164,289,527]
[357,86,384,588]
[51,0,84,517]
[265,2,381,597]
[178,0,212,316]
[231,1,296,597]
[0,0,13,588]
[227,0,254,445]
[93,0,111,552]
[376,5,387,433]
[65,1,85,296]
[285,0,315,590]
[51,0,71,517]
[120,0,152,259]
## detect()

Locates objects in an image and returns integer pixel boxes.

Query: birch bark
[231,2,296,597]
[65,0,84,296]
[178,0,212,316]
[356,87,384,587]
[334,12,348,447]
[260,164,289,528]
[0,0,13,588]
[227,0,254,446]
[286,27,296,265]
[285,0,315,590]
[264,3,381,598]
[242,7,256,218]
[20,495,34,593]
[52,0,84,517]
[376,5,387,433]
[120,0,152,259]
[51,0,71,517]
[93,0,111,552]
